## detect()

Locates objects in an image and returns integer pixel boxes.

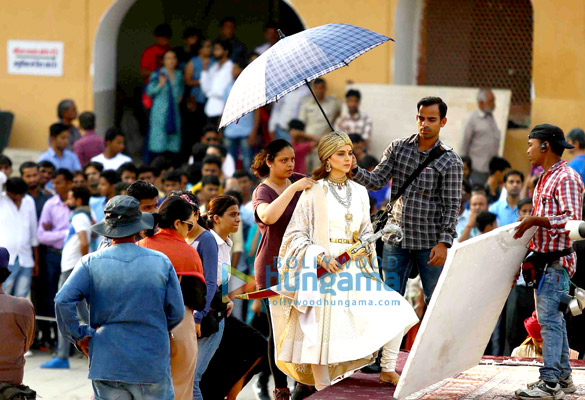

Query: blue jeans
[225,137,252,171]
[535,267,572,383]
[382,243,443,304]
[56,269,89,359]
[92,374,174,400]
[2,257,33,297]
[193,318,225,400]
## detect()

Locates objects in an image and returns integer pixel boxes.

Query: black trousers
[264,299,290,389]
[200,316,267,399]
[504,285,536,356]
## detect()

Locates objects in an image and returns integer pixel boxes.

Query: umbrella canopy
[219,23,393,129]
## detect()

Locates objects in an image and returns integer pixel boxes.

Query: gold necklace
[326,175,348,190]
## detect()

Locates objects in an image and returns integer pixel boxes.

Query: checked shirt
[530,160,584,277]
[334,112,373,140]
[353,133,463,250]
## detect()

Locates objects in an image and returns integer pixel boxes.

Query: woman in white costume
[270,131,419,390]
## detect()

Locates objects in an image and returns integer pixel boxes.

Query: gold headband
[317,131,353,162]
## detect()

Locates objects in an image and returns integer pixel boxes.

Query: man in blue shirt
[39,123,82,172]
[566,127,585,183]
[488,170,524,226]
[223,58,253,170]
[55,195,184,400]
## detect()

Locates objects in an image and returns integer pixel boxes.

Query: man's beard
[27,183,38,190]
[67,205,76,211]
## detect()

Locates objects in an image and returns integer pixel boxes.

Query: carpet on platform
[310,352,585,400]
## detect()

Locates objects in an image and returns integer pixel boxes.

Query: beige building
[0,0,583,174]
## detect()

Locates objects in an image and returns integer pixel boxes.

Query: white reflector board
[395,223,536,399]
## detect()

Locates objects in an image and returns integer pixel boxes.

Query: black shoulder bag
[370,145,446,280]
[0,383,36,399]
[199,285,228,338]
[371,145,446,232]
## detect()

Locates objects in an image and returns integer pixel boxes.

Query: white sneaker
[525,376,576,395]
[24,350,33,358]
[516,380,565,399]
[558,375,577,394]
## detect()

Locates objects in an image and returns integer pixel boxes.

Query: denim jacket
[55,243,184,383]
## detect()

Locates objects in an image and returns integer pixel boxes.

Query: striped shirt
[530,160,584,276]
[353,133,463,250]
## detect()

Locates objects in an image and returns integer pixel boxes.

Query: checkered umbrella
[219,23,393,130]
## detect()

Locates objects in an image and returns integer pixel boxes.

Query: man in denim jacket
[56,195,184,400]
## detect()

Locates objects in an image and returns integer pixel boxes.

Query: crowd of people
[1,19,585,400]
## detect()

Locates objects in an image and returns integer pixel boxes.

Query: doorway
[93,0,305,141]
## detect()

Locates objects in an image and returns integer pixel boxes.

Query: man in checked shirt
[351,97,463,304]
[514,124,583,400]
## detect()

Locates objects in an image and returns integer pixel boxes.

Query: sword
[236,224,402,300]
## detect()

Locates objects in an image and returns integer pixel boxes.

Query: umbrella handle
[304,79,335,132]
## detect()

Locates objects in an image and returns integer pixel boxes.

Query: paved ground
[23,352,93,400]
[23,350,271,400]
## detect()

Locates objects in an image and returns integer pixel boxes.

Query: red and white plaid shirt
[530,160,584,276]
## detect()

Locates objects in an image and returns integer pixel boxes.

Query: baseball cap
[528,124,574,149]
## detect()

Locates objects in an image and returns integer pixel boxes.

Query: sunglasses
[182,221,194,231]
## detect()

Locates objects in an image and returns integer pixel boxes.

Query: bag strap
[392,145,445,202]
[384,145,446,215]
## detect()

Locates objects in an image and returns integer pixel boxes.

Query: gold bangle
[316,254,325,265]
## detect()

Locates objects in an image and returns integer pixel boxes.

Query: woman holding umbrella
[251,139,316,399]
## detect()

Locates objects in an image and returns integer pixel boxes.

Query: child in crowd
[0,154,13,177]
[161,170,183,200]
[518,197,533,218]
[200,125,221,145]
[114,181,131,196]
[117,162,138,183]
[476,211,498,234]
[206,144,235,178]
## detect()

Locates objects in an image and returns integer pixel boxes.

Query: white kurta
[272,180,418,385]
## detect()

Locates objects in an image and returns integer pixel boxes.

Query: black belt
[46,247,63,254]
[531,248,574,263]
[523,248,572,291]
